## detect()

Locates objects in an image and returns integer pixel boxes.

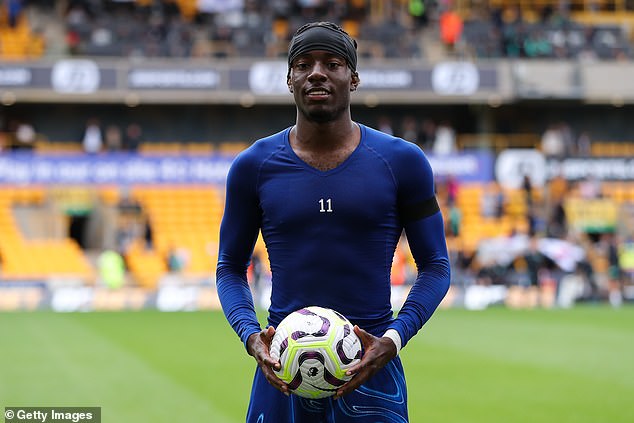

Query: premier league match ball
[270,306,363,399]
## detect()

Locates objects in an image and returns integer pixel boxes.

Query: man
[216,21,450,422]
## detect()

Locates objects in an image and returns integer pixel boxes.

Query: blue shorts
[246,357,409,423]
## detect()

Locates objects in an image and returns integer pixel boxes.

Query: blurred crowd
[460,4,633,60]
[375,113,634,309]
[3,1,634,61]
[12,0,431,59]
[382,174,634,309]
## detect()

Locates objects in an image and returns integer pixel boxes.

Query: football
[269,306,363,399]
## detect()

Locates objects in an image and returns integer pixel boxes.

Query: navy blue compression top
[216,123,450,349]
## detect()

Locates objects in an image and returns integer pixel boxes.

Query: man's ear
[287,76,293,93]
[351,72,360,91]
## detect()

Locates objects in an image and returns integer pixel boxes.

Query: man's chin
[304,108,342,124]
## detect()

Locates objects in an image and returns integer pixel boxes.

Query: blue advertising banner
[428,151,494,183]
[0,153,233,185]
[0,151,493,185]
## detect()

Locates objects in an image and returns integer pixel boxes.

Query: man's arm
[334,209,450,399]
[387,142,451,349]
[215,153,263,349]
[335,140,450,399]
[390,211,450,348]
[216,149,291,396]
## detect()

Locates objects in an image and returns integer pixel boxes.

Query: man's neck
[292,118,357,152]
[289,119,360,172]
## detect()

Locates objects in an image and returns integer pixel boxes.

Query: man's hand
[247,327,290,396]
[334,325,398,400]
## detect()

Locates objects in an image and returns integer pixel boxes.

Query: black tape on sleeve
[400,196,440,222]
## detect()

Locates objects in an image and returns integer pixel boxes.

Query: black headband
[287,22,358,72]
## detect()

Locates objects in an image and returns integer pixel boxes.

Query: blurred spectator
[547,174,568,205]
[579,176,601,199]
[82,118,103,154]
[377,115,394,136]
[116,217,138,255]
[142,213,154,251]
[605,233,623,308]
[391,242,408,286]
[526,204,540,237]
[576,131,592,157]
[13,121,37,150]
[557,267,586,308]
[247,250,269,307]
[522,174,533,208]
[522,174,539,235]
[575,238,600,301]
[547,198,567,238]
[418,118,436,151]
[400,116,418,144]
[117,186,141,214]
[432,121,457,156]
[98,249,126,289]
[541,123,565,157]
[523,29,553,58]
[105,124,123,152]
[408,0,430,28]
[116,187,143,254]
[481,182,506,219]
[439,6,463,53]
[124,123,143,152]
[519,234,546,308]
[446,175,459,206]
[619,236,634,286]
[447,200,462,237]
[167,246,190,272]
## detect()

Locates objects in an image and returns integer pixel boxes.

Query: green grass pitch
[1,306,633,422]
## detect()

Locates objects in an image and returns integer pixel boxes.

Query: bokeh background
[0,1,633,422]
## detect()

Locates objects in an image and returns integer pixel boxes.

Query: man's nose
[308,62,327,80]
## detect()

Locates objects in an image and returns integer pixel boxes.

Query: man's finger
[265,325,276,339]
[261,365,289,395]
[353,325,376,348]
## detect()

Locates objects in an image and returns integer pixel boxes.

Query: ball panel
[270,306,362,398]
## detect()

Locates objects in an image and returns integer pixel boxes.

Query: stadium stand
[1,1,634,309]
[0,187,93,280]
[123,185,224,287]
[0,1,633,62]
[0,5,45,60]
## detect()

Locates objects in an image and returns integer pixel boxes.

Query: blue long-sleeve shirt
[216,124,450,350]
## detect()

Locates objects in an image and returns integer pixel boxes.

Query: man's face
[288,50,358,123]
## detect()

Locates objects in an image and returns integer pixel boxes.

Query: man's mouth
[306,88,330,99]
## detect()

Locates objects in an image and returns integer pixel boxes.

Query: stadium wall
[2,58,633,104]
[2,58,634,142]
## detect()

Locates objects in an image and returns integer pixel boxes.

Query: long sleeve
[386,142,451,348]
[388,212,450,348]
[215,151,263,349]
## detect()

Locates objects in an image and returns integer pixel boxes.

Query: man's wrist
[245,330,261,356]
[382,329,402,356]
